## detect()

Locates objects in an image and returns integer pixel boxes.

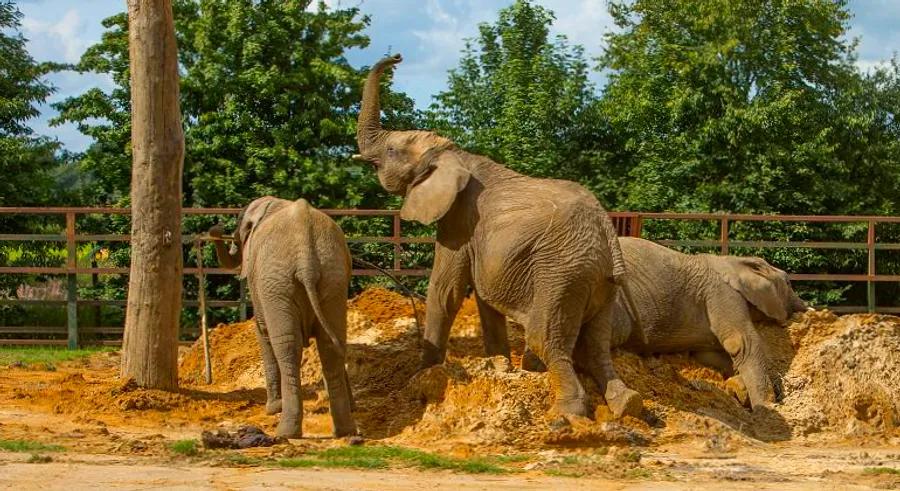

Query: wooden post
[121,0,185,390]
[867,220,876,313]
[65,212,78,349]
[195,239,213,384]
[392,212,402,271]
[720,216,730,255]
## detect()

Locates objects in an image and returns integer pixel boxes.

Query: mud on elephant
[526,237,807,410]
[209,197,356,438]
[353,54,642,420]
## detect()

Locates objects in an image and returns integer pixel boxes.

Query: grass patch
[864,467,900,475]
[491,454,531,463]
[0,439,65,453]
[168,439,200,457]
[0,346,115,367]
[625,468,653,479]
[275,445,507,474]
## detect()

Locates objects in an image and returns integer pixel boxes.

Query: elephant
[352,54,642,420]
[209,196,356,439]
[526,237,808,410]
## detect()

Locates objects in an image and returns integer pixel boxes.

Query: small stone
[348,435,365,446]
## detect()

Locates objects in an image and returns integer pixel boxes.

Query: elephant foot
[605,379,642,419]
[266,398,283,415]
[553,396,588,419]
[419,344,446,371]
[725,376,750,408]
[521,350,547,372]
[333,423,358,439]
[275,418,302,439]
[548,415,571,432]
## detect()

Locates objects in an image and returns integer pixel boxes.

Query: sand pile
[778,312,899,439]
[177,287,900,448]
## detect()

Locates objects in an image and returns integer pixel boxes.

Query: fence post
[392,212,402,271]
[867,219,876,313]
[720,216,730,255]
[65,212,78,349]
[631,215,643,238]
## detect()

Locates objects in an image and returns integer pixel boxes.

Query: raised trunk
[356,54,402,156]
[121,0,185,390]
[211,237,241,270]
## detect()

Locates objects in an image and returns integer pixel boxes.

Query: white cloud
[21,9,90,64]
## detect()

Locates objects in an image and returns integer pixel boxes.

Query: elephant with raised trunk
[353,54,642,420]
[209,197,356,439]
[525,237,808,409]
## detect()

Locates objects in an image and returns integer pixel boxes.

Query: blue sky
[14,0,900,152]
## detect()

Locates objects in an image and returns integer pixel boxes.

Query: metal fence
[1,207,898,347]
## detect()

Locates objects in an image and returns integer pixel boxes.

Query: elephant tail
[599,212,626,284]
[293,199,345,358]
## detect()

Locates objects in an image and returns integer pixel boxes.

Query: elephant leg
[253,311,283,415]
[527,306,588,418]
[693,349,735,377]
[261,299,304,439]
[476,293,510,359]
[574,310,643,419]
[314,296,357,438]
[707,300,778,408]
[421,245,470,369]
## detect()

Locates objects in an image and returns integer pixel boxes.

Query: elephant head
[707,255,808,323]
[209,196,289,277]
[353,54,471,225]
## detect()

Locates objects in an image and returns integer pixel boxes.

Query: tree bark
[121,0,184,390]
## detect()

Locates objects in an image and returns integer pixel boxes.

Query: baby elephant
[526,237,807,410]
[209,197,356,439]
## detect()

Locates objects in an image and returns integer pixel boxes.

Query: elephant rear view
[209,197,355,439]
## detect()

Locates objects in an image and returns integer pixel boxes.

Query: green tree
[54,0,417,208]
[599,0,900,215]
[0,0,58,206]
[425,0,601,180]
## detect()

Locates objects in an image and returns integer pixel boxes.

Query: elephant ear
[237,197,282,279]
[713,256,790,323]
[400,152,470,225]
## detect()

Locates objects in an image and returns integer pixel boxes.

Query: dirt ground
[2,287,899,489]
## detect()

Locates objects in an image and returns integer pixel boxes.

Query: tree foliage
[54,0,417,208]
[598,0,900,214]
[425,0,601,179]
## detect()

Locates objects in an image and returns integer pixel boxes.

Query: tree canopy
[54,0,417,208]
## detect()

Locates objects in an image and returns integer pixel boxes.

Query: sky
[13,0,900,152]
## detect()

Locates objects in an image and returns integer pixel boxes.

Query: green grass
[168,439,200,457]
[0,439,65,453]
[275,445,508,474]
[0,346,115,366]
[864,467,900,475]
[221,453,262,466]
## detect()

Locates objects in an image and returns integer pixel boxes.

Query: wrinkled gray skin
[209,197,356,438]
[354,54,642,419]
[527,237,807,410]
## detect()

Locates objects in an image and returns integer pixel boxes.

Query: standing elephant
[558,237,807,410]
[209,197,356,438]
[353,54,641,420]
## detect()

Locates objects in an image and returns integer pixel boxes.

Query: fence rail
[2,207,899,347]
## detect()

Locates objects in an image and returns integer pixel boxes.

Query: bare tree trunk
[121,0,184,390]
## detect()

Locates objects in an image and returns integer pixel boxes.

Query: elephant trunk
[356,54,403,157]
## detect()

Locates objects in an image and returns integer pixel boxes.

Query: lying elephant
[526,237,807,410]
[209,196,356,438]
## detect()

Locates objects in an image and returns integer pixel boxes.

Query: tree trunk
[121,0,184,390]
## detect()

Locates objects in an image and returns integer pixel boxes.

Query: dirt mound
[779,313,899,439]
[176,288,900,449]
